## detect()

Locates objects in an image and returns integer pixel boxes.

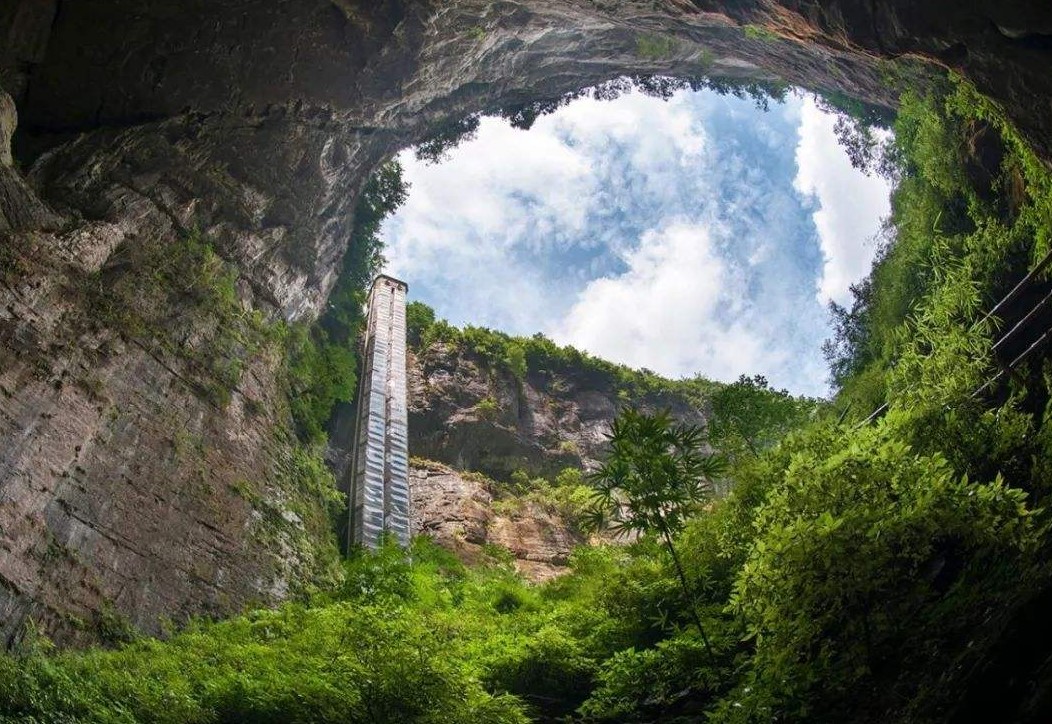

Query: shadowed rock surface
[0,0,1050,642]
[406,342,706,480]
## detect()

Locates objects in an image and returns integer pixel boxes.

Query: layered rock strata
[411,460,583,582]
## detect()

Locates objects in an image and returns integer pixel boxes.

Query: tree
[291,161,409,443]
[320,160,408,347]
[822,280,874,388]
[414,115,481,164]
[584,408,726,661]
[406,301,436,346]
[708,375,817,460]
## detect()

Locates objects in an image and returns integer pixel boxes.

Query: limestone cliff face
[1,0,1050,642]
[401,337,703,580]
[5,0,1050,163]
[410,461,582,582]
[0,95,344,646]
[407,341,705,480]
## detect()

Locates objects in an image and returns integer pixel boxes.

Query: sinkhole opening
[376,79,895,398]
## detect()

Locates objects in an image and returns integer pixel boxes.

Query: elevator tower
[347,275,410,549]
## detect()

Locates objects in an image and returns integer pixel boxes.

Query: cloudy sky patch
[793,96,893,305]
[381,86,891,397]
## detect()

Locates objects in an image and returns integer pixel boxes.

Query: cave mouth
[381,81,894,397]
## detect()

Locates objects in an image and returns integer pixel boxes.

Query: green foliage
[581,631,726,721]
[11,71,1052,724]
[888,251,992,406]
[585,409,725,539]
[409,301,735,408]
[498,75,788,131]
[285,322,358,444]
[720,411,1040,720]
[493,467,595,534]
[483,626,597,717]
[814,89,897,177]
[81,227,278,407]
[503,342,527,381]
[586,409,727,662]
[0,541,536,724]
[707,374,818,461]
[406,300,436,346]
[92,604,141,648]
[557,439,579,454]
[635,34,679,60]
[286,161,407,443]
[742,24,779,42]
[475,396,501,420]
[825,75,1052,418]
[249,441,344,593]
[415,115,482,165]
[539,483,595,534]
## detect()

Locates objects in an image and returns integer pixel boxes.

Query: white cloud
[381,87,887,396]
[794,96,893,306]
[551,222,779,382]
[383,91,710,332]
[383,117,595,331]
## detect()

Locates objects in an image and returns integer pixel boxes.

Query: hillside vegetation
[407,300,819,470]
[4,73,1052,723]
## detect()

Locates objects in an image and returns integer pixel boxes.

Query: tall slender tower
[347,275,410,550]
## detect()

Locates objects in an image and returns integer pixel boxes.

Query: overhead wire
[852,246,1052,428]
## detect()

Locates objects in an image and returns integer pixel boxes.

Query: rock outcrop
[0,93,342,646]
[410,460,583,581]
[1,0,1050,641]
[407,341,706,480]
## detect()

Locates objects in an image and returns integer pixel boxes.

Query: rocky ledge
[411,461,585,582]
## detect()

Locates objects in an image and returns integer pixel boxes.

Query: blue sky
[380,87,891,397]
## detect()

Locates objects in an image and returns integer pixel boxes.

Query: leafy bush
[707,374,819,461]
[475,396,501,420]
[635,34,679,60]
[484,625,597,717]
[0,541,538,724]
[581,632,725,721]
[414,115,481,164]
[743,25,779,42]
[286,161,407,443]
[406,300,436,346]
[725,413,1039,719]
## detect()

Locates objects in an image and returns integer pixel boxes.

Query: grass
[635,34,679,60]
[743,24,779,42]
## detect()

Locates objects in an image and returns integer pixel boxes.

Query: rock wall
[5,1,1050,162]
[1,0,1050,641]
[405,339,703,579]
[410,460,582,581]
[407,341,706,480]
[0,94,344,646]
